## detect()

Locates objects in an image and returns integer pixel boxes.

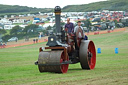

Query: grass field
[0,29,128,85]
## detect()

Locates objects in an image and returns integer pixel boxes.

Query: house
[4,21,13,25]
[0,27,3,29]
[4,25,15,29]
[41,18,47,22]
[0,23,4,29]
[11,15,16,18]
[0,18,12,25]
[49,18,55,23]
[43,23,55,28]
[19,15,25,17]
[13,19,25,24]
[4,25,27,30]
[27,14,35,17]
[4,15,7,18]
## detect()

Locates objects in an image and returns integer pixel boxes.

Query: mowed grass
[0,29,128,85]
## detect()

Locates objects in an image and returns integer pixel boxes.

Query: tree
[113,20,118,27]
[23,24,38,35]
[47,26,52,30]
[52,22,66,33]
[10,25,23,36]
[42,29,47,35]
[2,34,11,42]
[0,29,7,35]
[23,25,30,35]
[30,24,39,33]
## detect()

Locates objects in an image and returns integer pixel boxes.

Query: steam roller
[35,6,96,73]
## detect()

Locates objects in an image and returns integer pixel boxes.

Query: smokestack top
[54,6,61,13]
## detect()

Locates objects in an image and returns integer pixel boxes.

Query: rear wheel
[79,40,96,69]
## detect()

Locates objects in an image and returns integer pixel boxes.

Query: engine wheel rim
[88,41,96,69]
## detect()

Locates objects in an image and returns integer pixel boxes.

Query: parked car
[117,23,124,28]
[121,18,128,27]
[8,37,18,42]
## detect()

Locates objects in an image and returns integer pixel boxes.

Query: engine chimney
[54,6,61,35]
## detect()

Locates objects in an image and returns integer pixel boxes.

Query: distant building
[0,23,4,29]
[27,14,35,16]
[13,19,25,24]
[11,15,16,18]
[4,15,7,18]
[43,23,55,28]
[4,25,27,29]
[19,15,25,17]
[4,25,15,29]
[0,19,12,25]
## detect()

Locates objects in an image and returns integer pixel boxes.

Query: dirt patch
[85,28,126,35]
[2,37,48,48]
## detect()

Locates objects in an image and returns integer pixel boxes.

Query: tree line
[1,24,42,42]
[0,22,66,42]
[0,4,53,14]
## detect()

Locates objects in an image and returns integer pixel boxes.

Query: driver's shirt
[65,22,74,33]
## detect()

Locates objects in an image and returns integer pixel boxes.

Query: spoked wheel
[60,52,69,73]
[79,40,96,69]
[38,51,69,73]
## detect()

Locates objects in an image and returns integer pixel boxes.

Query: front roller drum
[79,40,96,70]
[38,51,69,73]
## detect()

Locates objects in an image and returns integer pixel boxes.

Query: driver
[65,18,74,34]
[74,21,88,40]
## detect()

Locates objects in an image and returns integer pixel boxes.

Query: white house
[0,19,12,25]
[0,26,3,29]
[19,15,25,17]
[0,23,4,29]
[49,18,55,23]
[43,23,55,28]
[41,18,47,22]
[4,25,27,30]
[4,25,15,29]
[13,19,25,24]
[27,14,35,16]
[4,21,13,25]
[11,15,15,18]
[4,15,7,18]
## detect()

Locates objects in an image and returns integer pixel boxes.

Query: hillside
[62,0,128,12]
[0,4,53,14]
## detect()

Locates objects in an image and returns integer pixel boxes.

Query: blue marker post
[115,48,119,54]
[97,48,101,54]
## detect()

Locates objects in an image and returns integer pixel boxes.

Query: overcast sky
[0,0,106,8]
